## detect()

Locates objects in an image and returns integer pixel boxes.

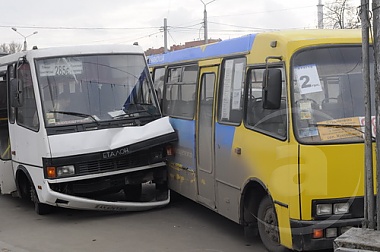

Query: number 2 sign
[295,64,323,95]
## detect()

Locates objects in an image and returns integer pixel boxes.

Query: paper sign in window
[295,65,323,95]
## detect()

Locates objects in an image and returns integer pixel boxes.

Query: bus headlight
[315,202,350,217]
[316,204,332,216]
[47,165,75,178]
[334,202,349,214]
[57,165,75,177]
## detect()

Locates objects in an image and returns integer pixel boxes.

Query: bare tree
[324,0,361,29]
[0,42,23,54]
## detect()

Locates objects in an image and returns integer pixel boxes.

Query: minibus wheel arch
[240,179,268,237]
[15,166,53,215]
[15,166,33,201]
[241,179,287,252]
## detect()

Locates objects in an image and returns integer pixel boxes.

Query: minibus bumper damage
[43,183,170,211]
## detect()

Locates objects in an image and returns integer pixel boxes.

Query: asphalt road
[0,191,267,252]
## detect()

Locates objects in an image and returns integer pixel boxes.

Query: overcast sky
[0,0,361,51]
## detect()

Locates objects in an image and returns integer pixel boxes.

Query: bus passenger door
[0,79,16,194]
[196,66,218,208]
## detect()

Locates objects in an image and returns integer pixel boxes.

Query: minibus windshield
[36,54,160,127]
[292,46,375,144]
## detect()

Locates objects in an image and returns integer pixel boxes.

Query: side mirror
[10,78,23,107]
[262,69,282,109]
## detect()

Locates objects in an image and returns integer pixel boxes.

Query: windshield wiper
[112,110,153,119]
[49,110,99,124]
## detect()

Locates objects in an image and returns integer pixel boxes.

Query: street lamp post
[200,0,216,44]
[11,27,38,51]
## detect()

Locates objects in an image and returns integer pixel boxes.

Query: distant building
[145,38,221,56]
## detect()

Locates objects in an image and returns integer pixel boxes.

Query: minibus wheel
[30,185,53,215]
[257,196,288,252]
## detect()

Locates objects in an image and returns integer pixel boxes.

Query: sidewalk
[334,227,380,251]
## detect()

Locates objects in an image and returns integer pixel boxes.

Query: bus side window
[163,65,197,118]
[0,74,10,160]
[7,64,16,124]
[246,67,287,139]
[16,62,39,131]
[152,67,165,107]
[218,58,246,124]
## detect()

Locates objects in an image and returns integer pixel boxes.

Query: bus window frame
[152,66,166,105]
[244,64,288,141]
[163,63,198,119]
[7,64,16,125]
[217,56,246,126]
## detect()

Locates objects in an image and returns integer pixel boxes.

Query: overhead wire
[0,4,319,47]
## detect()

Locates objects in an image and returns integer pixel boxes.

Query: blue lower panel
[169,118,196,171]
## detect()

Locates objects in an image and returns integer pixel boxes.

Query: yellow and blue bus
[148,29,371,251]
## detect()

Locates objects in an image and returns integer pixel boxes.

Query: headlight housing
[47,165,75,178]
[316,203,333,216]
[333,202,350,214]
[315,201,350,217]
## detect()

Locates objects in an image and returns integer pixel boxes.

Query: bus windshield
[36,54,160,127]
[292,46,375,144]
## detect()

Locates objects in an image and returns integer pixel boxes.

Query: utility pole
[360,0,375,230]
[164,18,168,53]
[372,0,380,231]
[342,0,346,29]
[200,0,216,44]
[317,0,324,29]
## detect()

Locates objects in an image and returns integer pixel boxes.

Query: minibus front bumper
[290,218,364,251]
[43,183,170,211]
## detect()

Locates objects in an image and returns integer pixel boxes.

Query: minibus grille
[76,150,151,175]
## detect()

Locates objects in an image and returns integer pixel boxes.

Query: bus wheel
[30,185,52,215]
[124,184,142,201]
[257,196,287,252]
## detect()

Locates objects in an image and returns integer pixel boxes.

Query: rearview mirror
[262,69,282,109]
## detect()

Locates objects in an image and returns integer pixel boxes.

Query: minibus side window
[16,63,39,131]
[7,65,16,124]
[246,67,287,139]
[218,58,246,124]
[163,64,197,118]
[152,67,165,102]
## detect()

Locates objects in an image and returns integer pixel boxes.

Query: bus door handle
[234,147,241,155]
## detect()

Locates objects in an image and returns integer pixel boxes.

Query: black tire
[257,196,288,252]
[18,178,32,201]
[30,185,53,215]
[124,184,142,201]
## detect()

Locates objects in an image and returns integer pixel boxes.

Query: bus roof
[147,34,256,66]
[0,44,145,66]
[147,29,362,67]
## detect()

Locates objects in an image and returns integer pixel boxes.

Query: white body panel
[0,160,15,194]
[49,116,173,157]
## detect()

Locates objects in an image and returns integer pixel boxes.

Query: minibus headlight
[56,165,75,177]
[333,202,350,214]
[316,204,332,216]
